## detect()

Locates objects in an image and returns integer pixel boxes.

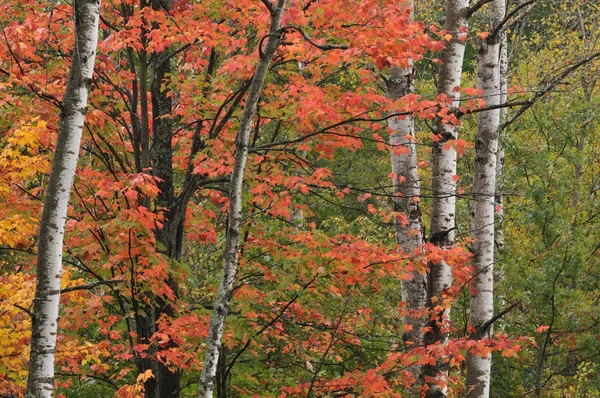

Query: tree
[423,0,470,395]
[386,0,426,387]
[197,1,287,395]
[1,0,599,397]
[25,1,101,396]
[465,0,505,396]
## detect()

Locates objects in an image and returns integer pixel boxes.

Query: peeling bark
[466,0,506,396]
[25,1,100,397]
[197,2,287,397]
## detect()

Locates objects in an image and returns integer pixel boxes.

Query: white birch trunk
[423,0,469,395]
[25,1,100,397]
[388,64,426,386]
[466,0,505,396]
[197,2,286,396]
[386,2,425,386]
[494,28,508,324]
[494,30,508,253]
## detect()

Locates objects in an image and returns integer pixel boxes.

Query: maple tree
[0,0,599,397]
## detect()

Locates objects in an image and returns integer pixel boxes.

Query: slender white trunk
[494,30,508,253]
[386,2,425,386]
[494,28,508,324]
[423,0,469,395]
[388,63,426,386]
[466,0,505,396]
[197,2,286,397]
[25,1,100,397]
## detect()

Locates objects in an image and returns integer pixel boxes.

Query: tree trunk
[466,1,505,396]
[494,29,508,253]
[386,1,425,386]
[25,1,100,397]
[423,0,469,396]
[493,26,508,326]
[197,2,286,397]
[128,0,189,395]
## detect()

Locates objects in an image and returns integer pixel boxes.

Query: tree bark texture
[493,27,508,323]
[197,2,287,397]
[25,1,100,397]
[388,64,427,382]
[423,0,469,396]
[494,29,508,253]
[386,1,426,386]
[466,0,505,396]
[389,64,427,384]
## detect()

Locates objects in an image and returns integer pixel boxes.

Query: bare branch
[466,0,495,18]
[502,51,600,129]
[280,25,348,51]
[478,300,522,334]
[61,280,126,294]
[490,0,539,41]
[260,0,275,14]
[14,304,33,318]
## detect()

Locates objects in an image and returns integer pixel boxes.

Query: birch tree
[493,22,508,323]
[25,1,100,397]
[423,0,470,395]
[494,33,507,253]
[466,0,506,396]
[197,1,287,396]
[386,0,425,386]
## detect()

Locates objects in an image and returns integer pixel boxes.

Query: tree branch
[280,25,348,51]
[224,273,320,378]
[478,300,522,334]
[61,280,126,294]
[14,304,33,318]
[260,0,275,14]
[466,0,495,18]
[502,51,600,130]
[490,0,539,41]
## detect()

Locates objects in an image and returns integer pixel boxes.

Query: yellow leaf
[137,369,154,383]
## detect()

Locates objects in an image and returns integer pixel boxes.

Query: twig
[14,304,33,318]
[478,300,522,334]
[502,51,600,130]
[467,0,496,18]
[490,0,539,41]
[280,25,348,51]
[61,279,126,293]
[224,273,320,378]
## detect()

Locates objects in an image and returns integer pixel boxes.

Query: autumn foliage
[3,0,596,396]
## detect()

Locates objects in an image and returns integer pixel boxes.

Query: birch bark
[386,1,425,386]
[466,0,505,396]
[423,0,469,395]
[389,62,427,389]
[197,1,286,396]
[494,27,508,323]
[25,1,100,397]
[494,29,508,253]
